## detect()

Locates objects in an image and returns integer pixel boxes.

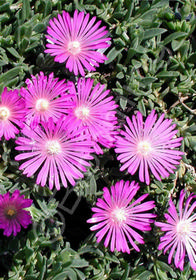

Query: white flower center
[75,106,90,120]
[46,140,61,155]
[0,106,10,120]
[111,207,127,223]
[68,41,81,55]
[36,98,49,112]
[137,140,152,156]
[176,220,190,236]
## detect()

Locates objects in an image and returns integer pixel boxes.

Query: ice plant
[21,72,71,128]
[0,190,32,236]
[115,110,183,185]
[64,78,118,154]
[155,190,196,271]
[15,117,94,190]
[45,10,111,76]
[0,87,26,140]
[87,180,156,253]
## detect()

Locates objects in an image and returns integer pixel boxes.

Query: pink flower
[0,190,32,236]
[0,87,26,140]
[21,72,71,128]
[115,110,183,185]
[45,10,111,76]
[15,118,94,190]
[155,190,196,271]
[64,78,118,154]
[87,180,156,253]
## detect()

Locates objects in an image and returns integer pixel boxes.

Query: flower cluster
[1,9,193,274]
[88,183,196,271]
[14,74,118,189]
[0,10,183,191]
[1,180,195,273]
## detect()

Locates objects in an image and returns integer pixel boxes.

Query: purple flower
[0,87,26,140]
[0,190,32,236]
[21,72,71,128]
[64,78,118,154]
[115,110,183,185]
[45,10,111,76]
[87,180,156,253]
[15,118,94,190]
[155,190,196,271]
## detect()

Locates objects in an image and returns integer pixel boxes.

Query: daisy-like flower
[21,72,71,128]
[45,10,111,76]
[0,190,32,236]
[155,190,196,271]
[115,110,183,185]
[87,180,156,253]
[65,78,118,154]
[15,117,94,190]
[0,87,26,140]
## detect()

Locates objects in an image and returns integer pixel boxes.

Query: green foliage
[1,0,196,279]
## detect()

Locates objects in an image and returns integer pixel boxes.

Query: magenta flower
[87,180,156,253]
[45,10,111,76]
[64,78,118,154]
[21,72,71,128]
[15,118,94,190]
[0,87,26,140]
[155,190,196,271]
[0,190,32,236]
[115,110,183,185]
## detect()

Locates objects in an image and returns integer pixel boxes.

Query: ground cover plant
[0,0,196,279]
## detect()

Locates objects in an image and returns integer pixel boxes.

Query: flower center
[111,207,127,224]
[46,140,61,155]
[137,140,152,156]
[5,207,17,218]
[75,106,90,120]
[0,106,10,120]
[176,220,190,236]
[68,41,81,55]
[35,98,49,112]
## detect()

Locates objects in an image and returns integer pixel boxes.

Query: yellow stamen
[6,208,16,217]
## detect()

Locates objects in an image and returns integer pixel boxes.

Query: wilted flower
[155,189,196,271]
[0,87,26,140]
[87,180,156,253]
[15,118,94,190]
[64,78,118,154]
[45,10,111,76]
[21,72,71,128]
[115,110,183,184]
[0,190,32,236]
